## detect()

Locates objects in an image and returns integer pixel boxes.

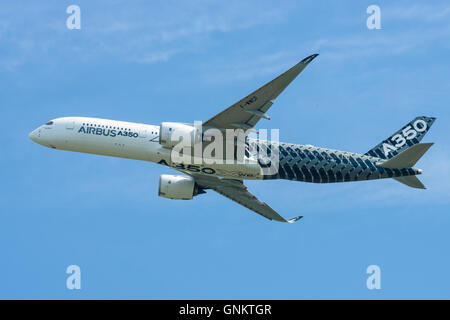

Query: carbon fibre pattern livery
[247,140,421,183]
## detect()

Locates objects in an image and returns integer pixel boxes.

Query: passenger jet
[29,54,435,223]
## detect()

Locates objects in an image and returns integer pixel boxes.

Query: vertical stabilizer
[366,116,435,159]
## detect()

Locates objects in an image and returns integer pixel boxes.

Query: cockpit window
[45,121,54,125]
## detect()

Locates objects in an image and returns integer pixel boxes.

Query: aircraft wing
[192,174,302,223]
[203,54,318,131]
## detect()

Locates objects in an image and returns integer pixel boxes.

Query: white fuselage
[29,117,263,180]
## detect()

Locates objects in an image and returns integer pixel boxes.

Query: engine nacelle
[159,122,200,148]
[158,174,205,200]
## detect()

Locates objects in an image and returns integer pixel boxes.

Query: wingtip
[300,54,319,65]
[287,216,303,223]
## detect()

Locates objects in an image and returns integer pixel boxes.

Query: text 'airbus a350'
[29,54,435,223]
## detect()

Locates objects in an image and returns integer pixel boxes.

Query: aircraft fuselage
[29,116,421,183]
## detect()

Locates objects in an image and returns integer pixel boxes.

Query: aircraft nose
[29,128,40,143]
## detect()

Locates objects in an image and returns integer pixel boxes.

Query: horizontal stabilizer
[378,143,433,169]
[393,176,426,189]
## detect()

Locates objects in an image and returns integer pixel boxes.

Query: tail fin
[365,116,436,159]
[378,142,433,169]
[393,176,426,189]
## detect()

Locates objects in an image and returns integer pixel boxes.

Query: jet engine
[158,174,205,200]
[159,122,200,148]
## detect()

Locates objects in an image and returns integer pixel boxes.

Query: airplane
[29,54,436,223]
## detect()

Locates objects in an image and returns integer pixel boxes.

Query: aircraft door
[63,120,76,149]
[139,128,147,138]
[66,121,75,130]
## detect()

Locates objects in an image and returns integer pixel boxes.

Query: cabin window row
[81,123,158,135]
[82,123,131,131]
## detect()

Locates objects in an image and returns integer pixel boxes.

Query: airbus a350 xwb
[29,54,435,223]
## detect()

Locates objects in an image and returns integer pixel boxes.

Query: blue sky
[1,0,449,299]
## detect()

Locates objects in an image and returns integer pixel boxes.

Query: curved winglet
[300,53,319,65]
[287,216,303,223]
